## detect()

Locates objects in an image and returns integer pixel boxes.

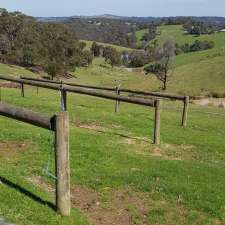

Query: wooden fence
[0,103,70,216]
[0,75,161,144]
[20,76,189,127]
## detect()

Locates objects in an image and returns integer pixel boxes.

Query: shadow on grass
[0,176,56,211]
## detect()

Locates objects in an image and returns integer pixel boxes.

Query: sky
[0,0,225,17]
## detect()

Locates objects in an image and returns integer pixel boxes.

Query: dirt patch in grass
[150,144,199,161]
[72,187,151,225]
[27,176,219,225]
[0,141,28,159]
[119,138,200,162]
[73,120,108,132]
[26,176,55,193]
[0,82,20,88]
[192,98,225,109]
[26,176,150,225]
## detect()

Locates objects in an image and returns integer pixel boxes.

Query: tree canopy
[0,9,93,78]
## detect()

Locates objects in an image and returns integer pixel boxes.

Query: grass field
[0,17,225,225]
[135,25,225,96]
[0,82,225,225]
[82,40,132,52]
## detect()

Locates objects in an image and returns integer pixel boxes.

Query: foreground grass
[0,86,225,225]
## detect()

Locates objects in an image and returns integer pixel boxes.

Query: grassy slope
[82,40,132,52]
[136,25,225,95]
[0,28,224,224]
[135,29,148,46]
[0,63,35,77]
[0,62,225,224]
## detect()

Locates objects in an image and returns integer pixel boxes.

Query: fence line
[20,76,189,126]
[0,75,155,107]
[0,103,70,216]
[0,74,161,144]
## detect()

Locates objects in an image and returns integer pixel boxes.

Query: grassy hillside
[135,29,148,46]
[82,40,133,52]
[135,25,225,95]
[1,51,225,97]
[0,81,225,225]
[0,63,36,77]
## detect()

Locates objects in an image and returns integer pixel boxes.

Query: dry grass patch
[119,138,200,162]
[0,141,29,159]
[73,120,108,133]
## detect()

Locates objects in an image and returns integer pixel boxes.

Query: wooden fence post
[154,99,161,145]
[60,89,67,111]
[21,83,25,97]
[55,112,70,216]
[182,96,189,127]
[115,86,121,113]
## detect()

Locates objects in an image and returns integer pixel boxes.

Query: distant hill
[36,15,225,24]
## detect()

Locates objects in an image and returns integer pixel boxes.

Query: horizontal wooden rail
[0,103,54,130]
[21,76,185,101]
[21,76,115,91]
[0,75,155,107]
[120,88,185,101]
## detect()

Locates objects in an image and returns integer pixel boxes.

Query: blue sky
[0,0,225,17]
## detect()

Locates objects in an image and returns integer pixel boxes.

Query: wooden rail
[20,76,185,100]
[0,75,155,107]
[0,103,53,130]
[20,76,189,126]
[20,76,115,91]
[0,75,161,144]
[0,103,70,216]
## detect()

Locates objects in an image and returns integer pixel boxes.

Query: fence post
[154,99,161,145]
[21,83,25,97]
[60,89,67,111]
[55,112,70,216]
[115,86,121,113]
[182,96,189,127]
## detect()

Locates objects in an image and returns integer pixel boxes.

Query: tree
[103,46,121,68]
[145,40,176,90]
[91,42,102,57]
[0,9,93,75]
[46,61,62,80]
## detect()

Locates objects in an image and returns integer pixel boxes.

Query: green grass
[2,25,222,96]
[135,29,148,47]
[0,63,36,77]
[0,83,225,224]
[82,40,133,52]
[136,25,225,95]
[0,24,225,225]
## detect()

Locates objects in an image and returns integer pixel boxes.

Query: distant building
[219,29,225,32]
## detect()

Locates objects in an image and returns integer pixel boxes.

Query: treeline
[64,18,138,48]
[159,17,223,36]
[176,40,214,54]
[90,38,214,70]
[0,9,93,78]
[183,20,218,35]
